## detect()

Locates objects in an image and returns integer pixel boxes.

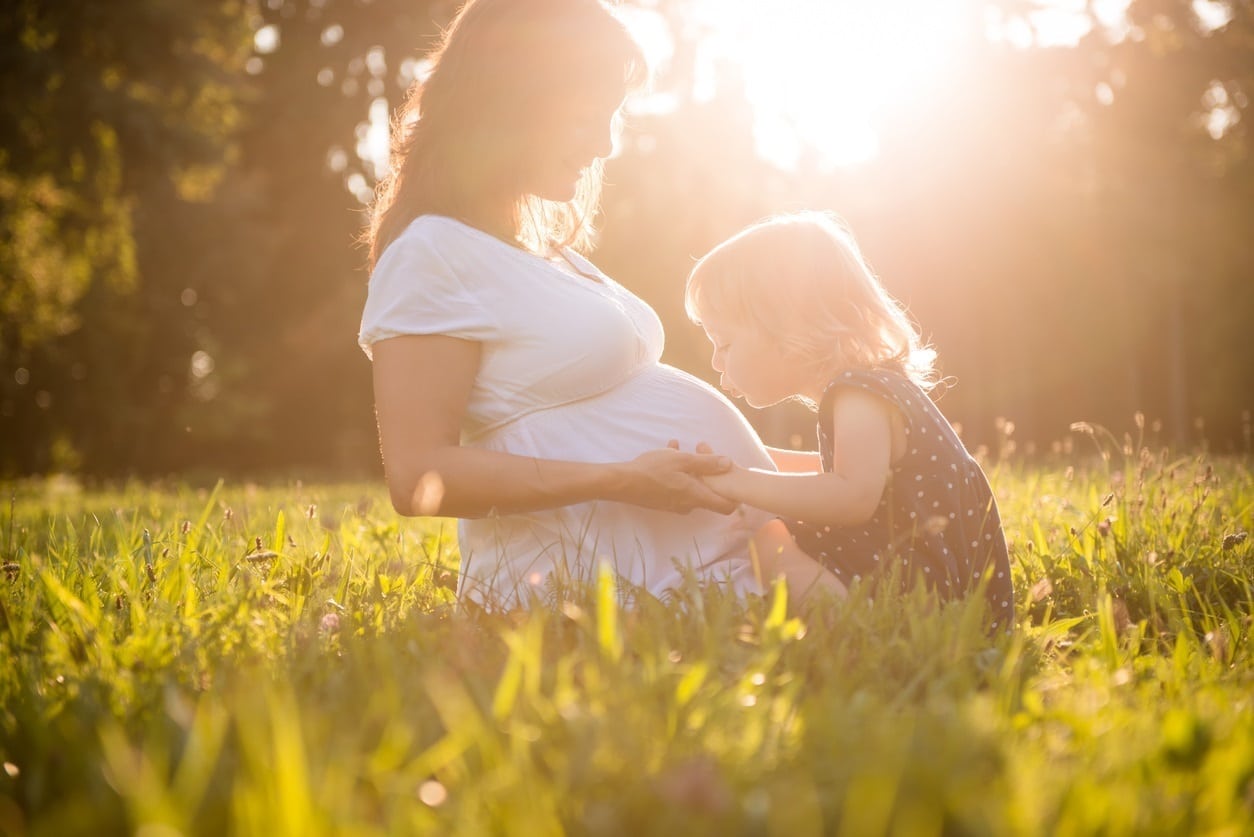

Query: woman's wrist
[597,460,632,503]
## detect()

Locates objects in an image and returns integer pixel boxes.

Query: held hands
[617,442,738,515]
[684,440,743,503]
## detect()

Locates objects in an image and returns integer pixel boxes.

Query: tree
[0,0,255,473]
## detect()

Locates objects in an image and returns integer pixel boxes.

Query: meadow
[1,426,1251,836]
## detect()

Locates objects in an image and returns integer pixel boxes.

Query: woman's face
[521,87,624,201]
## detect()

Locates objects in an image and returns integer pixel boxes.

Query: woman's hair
[365,0,647,269]
[686,211,937,394]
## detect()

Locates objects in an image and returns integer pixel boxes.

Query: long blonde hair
[365,0,647,269]
[686,211,937,394]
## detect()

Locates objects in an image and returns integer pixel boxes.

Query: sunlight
[623,0,1143,172]
[1193,0,1234,32]
[682,0,974,170]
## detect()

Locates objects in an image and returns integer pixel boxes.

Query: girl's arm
[704,389,894,527]
[372,335,739,518]
[765,446,822,472]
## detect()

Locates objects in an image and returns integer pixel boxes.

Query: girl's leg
[750,518,847,603]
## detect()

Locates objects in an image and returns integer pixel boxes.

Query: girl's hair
[686,211,938,394]
[365,0,648,269]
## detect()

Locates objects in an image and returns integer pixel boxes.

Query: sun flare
[620,0,1139,172]
[682,0,973,170]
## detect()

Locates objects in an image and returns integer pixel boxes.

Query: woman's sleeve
[358,226,496,359]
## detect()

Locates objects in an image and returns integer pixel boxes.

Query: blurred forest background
[1,0,1251,479]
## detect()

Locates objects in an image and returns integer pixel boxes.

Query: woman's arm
[372,334,738,518]
[765,446,822,472]
[703,389,893,527]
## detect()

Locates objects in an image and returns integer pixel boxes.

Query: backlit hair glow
[686,211,937,399]
[366,0,647,268]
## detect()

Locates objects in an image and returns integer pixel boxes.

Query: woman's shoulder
[386,214,478,257]
[376,215,515,281]
[360,216,504,350]
[374,215,449,270]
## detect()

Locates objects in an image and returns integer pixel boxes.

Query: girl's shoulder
[821,367,924,406]
[819,367,937,434]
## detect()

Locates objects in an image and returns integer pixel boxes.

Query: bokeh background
[2,0,1251,479]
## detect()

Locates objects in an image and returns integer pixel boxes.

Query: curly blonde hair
[686,211,937,399]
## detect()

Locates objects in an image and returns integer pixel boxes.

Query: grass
[0,431,1251,836]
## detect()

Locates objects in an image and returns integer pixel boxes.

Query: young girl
[686,212,1014,632]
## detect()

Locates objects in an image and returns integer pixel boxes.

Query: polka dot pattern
[788,369,1015,631]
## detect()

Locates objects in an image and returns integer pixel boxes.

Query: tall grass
[0,434,1251,835]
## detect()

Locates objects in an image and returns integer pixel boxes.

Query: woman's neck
[462,204,557,257]
[460,204,516,243]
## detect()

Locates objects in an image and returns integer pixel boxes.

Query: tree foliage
[0,0,253,355]
[1,0,1251,477]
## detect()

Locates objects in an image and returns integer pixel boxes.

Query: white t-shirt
[360,215,774,607]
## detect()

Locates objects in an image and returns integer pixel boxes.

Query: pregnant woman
[359,0,774,607]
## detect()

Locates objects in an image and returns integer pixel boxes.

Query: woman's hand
[681,441,748,506]
[612,447,739,514]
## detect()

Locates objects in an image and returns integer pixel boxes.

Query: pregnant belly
[459,364,774,606]
[475,363,773,470]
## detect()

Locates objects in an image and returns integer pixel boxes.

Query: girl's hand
[614,447,738,514]
[699,467,743,501]
[682,442,749,504]
[664,439,743,505]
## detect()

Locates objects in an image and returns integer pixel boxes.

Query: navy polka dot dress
[790,369,1015,632]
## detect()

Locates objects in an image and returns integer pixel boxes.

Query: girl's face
[700,310,810,409]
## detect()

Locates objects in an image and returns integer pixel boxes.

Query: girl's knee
[750,520,847,600]
[751,518,795,568]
